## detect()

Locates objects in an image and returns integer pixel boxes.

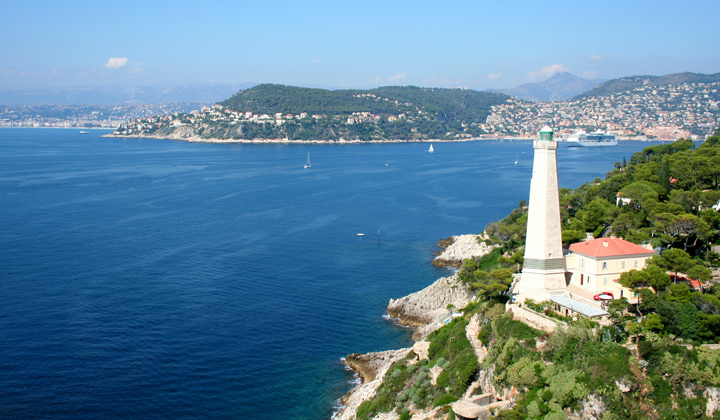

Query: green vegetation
[124,84,510,142]
[355,131,720,419]
[355,317,476,420]
[221,84,507,121]
[478,132,720,418]
[576,72,720,99]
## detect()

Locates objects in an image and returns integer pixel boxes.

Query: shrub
[478,325,492,347]
[506,356,543,389]
[547,369,588,407]
[650,375,672,404]
[434,393,457,407]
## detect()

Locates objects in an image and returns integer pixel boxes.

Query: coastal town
[481,80,719,140]
[109,79,719,142]
[3,79,718,143]
[0,102,206,129]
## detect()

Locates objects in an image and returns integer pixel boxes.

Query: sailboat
[304,152,311,169]
[428,144,434,153]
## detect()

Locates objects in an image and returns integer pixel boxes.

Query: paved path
[466,313,488,361]
[464,314,488,400]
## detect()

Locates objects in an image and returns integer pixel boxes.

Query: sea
[0,128,662,419]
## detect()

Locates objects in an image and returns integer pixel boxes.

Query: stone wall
[510,305,564,333]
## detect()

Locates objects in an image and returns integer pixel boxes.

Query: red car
[594,292,614,301]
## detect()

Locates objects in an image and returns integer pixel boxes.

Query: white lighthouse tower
[517,126,567,299]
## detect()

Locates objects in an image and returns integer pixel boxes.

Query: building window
[602,262,608,270]
[634,259,639,268]
[603,277,608,286]
[621,260,626,269]
[580,259,584,268]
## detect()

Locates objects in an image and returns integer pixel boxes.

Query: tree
[657,158,671,193]
[618,269,650,289]
[645,264,671,291]
[668,283,693,304]
[665,214,712,251]
[576,198,615,232]
[651,249,694,282]
[687,265,712,282]
[458,264,514,301]
[643,313,664,332]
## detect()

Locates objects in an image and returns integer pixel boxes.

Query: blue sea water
[0,129,661,419]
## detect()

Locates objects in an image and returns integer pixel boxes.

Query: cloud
[590,55,605,61]
[372,72,406,85]
[105,57,128,69]
[487,71,503,80]
[525,64,568,82]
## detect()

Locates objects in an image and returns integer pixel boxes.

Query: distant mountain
[575,72,720,99]
[0,83,257,105]
[488,72,606,102]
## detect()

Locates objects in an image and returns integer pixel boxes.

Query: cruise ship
[567,130,618,147]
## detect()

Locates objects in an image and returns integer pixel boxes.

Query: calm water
[0,129,658,419]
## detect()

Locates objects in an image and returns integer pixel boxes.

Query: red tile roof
[569,237,656,258]
[673,275,708,290]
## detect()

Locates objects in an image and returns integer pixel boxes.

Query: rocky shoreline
[432,234,497,268]
[100,132,485,144]
[335,233,495,419]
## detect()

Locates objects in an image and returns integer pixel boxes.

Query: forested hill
[220,84,509,122]
[576,72,720,99]
[109,84,511,142]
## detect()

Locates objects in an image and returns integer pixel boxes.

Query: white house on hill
[565,237,656,304]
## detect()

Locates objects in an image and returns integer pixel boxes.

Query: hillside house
[565,237,656,304]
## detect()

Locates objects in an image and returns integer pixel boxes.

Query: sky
[1,0,719,91]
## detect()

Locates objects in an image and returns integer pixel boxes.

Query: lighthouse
[517,126,567,298]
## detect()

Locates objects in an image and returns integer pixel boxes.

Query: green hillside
[356,130,720,420]
[576,72,720,99]
[112,84,511,142]
[220,84,508,123]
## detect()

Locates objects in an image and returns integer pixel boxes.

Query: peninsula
[100,72,720,144]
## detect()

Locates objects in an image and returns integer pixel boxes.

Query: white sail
[428,144,434,152]
[304,152,311,168]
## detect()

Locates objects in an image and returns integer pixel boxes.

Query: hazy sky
[2,0,718,90]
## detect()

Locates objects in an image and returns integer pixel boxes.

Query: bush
[434,393,458,407]
[478,325,492,346]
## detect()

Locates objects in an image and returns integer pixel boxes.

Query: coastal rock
[387,274,472,339]
[432,234,497,268]
[345,349,411,383]
[336,349,411,420]
[705,387,720,417]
